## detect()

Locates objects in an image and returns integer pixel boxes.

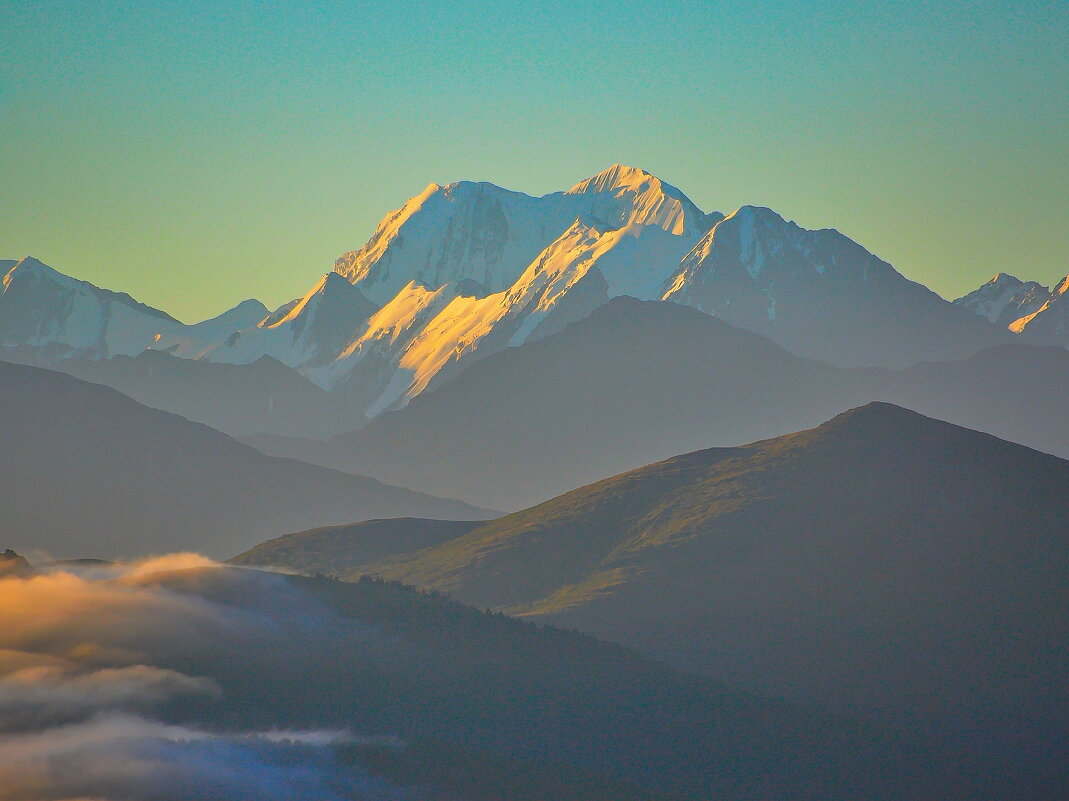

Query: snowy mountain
[2,165,1021,420]
[953,273,1049,328]
[1,256,181,358]
[1009,274,1069,344]
[955,271,1069,346]
[268,164,1007,404]
[333,164,712,304]
[662,206,1010,367]
[204,164,718,413]
[1,256,269,360]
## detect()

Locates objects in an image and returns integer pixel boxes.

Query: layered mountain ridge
[0,256,275,360]
[245,297,1069,510]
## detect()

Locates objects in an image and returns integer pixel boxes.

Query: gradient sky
[3,0,1067,322]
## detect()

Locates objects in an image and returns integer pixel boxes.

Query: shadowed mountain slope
[245,298,1069,511]
[0,361,491,559]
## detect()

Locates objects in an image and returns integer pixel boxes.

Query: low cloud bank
[0,555,409,801]
[0,715,405,801]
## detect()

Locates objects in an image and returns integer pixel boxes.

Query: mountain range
[7,165,1065,433]
[6,163,1069,800]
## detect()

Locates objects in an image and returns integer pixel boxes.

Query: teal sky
[3,0,1067,322]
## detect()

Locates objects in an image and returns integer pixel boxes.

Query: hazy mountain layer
[0,361,491,559]
[244,298,858,509]
[0,347,367,438]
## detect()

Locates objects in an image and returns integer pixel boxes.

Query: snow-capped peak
[566,164,708,236]
[3,256,66,289]
[566,164,660,195]
[1002,271,1069,340]
[333,166,715,306]
[985,272,1026,287]
[1,256,181,358]
[1055,274,1069,297]
[333,179,564,305]
[955,273,1050,328]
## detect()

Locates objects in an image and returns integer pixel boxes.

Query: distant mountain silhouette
[0,346,367,438]
[250,298,864,509]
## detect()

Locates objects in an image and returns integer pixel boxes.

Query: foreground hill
[236,404,1069,786]
[0,557,1023,799]
[0,361,490,558]
[233,518,483,575]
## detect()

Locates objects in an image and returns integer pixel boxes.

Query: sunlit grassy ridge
[234,403,1069,798]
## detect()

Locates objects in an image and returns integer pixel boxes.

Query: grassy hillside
[235,403,1069,794]
[232,518,481,574]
